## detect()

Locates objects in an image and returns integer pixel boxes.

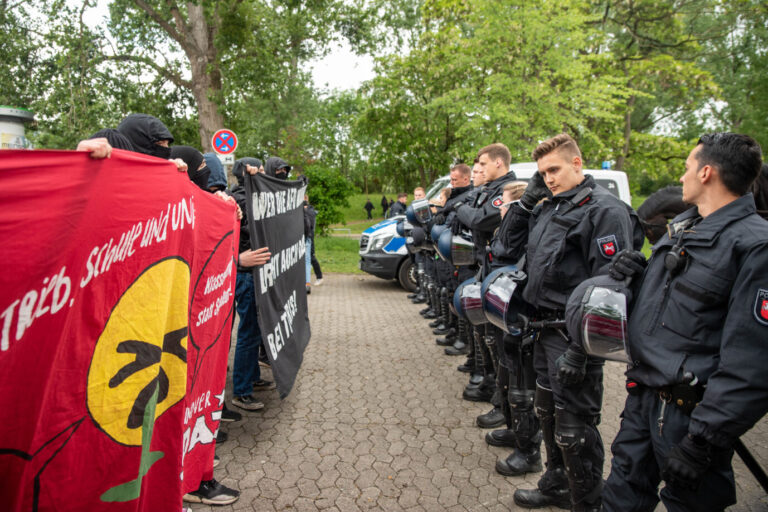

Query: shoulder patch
[755,289,768,326]
[597,235,619,258]
[491,195,504,208]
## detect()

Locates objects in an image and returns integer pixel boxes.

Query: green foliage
[313,236,363,274]
[303,165,355,235]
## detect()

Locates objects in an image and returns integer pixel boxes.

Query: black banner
[244,173,310,398]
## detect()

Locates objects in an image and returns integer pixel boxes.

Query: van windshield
[425,177,450,201]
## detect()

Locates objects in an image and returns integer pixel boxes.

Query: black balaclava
[117,113,174,159]
[232,157,263,186]
[88,129,136,152]
[264,156,291,180]
[170,146,209,191]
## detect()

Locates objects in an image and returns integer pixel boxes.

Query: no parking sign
[211,129,238,155]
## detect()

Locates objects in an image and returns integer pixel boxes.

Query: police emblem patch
[754,289,768,326]
[491,196,504,208]
[597,235,618,258]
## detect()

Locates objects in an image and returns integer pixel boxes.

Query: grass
[314,236,363,274]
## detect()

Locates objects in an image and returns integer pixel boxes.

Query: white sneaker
[314,278,323,286]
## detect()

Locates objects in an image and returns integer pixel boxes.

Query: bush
[303,165,355,235]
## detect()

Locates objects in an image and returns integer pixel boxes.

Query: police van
[358,163,632,291]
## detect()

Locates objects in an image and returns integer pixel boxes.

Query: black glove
[661,435,712,490]
[433,213,446,225]
[555,344,587,386]
[608,249,647,280]
[520,171,549,210]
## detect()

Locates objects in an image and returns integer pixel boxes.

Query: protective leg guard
[535,384,563,471]
[555,408,603,511]
[496,388,542,477]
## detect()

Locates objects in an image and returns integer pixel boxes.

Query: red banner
[0,149,238,511]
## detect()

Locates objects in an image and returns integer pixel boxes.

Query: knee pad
[534,384,555,422]
[509,389,534,410]
[554,408,587,455]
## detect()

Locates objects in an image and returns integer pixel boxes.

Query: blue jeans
[305,238,312,284]
[233,271,262,396]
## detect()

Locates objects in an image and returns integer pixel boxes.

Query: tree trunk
[186,3,224,152]
[616,94,635,171]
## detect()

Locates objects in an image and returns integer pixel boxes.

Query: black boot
[462,373,495,402]
[512,467,571,509]
[485,427,516,446]
[436,335,455,346]
[444,339,467,355]
[465,372,483,389]
[495,446,542,476]
[457,358,472,373]
[478,407,506,429]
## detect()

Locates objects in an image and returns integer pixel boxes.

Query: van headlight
[369,234,393,252]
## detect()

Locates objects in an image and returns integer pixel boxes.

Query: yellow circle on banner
[87,257,190,446]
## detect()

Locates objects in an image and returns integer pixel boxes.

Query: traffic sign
[212,129,238,155]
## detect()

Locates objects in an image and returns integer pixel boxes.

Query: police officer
[431,164,474,353]
[407,187,428,304]
[454,144,517,415]
[602,133,768,512]
[495,134,638,511]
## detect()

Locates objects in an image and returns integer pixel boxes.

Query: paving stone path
[197,273,768,512]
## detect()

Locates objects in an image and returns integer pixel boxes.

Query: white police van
[358,164,632,291]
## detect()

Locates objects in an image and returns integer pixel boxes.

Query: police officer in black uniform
[602,133,768,512]
[454,144,517,416]
[431,164,474,353]
[495,134,638,511]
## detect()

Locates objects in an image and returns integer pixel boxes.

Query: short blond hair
[532,133,581,162]
[503,181,527,201]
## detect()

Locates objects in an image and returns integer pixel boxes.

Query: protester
[381,195,389,217]
[229,157,273,414]
[364,198,374,219]
[165,145,243,506]
[602,133,768,512]
[205,152,228,193]
[303,195,323,291]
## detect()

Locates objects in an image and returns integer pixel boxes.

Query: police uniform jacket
[521,175,636,312]
[455,172,517,266]
[626,193,768,448]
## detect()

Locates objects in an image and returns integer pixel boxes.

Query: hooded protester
[229,157,273,412]
[264,156,291,179]
[169,146,210,191]
[204,152,228,193]
[117,113,174,159]
[87,129,136,152]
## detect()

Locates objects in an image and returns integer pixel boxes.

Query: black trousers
[602,387,736,512]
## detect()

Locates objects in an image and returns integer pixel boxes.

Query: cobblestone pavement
[196,274,768,512]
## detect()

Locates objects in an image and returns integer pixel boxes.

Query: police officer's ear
[698,164,716,185]
[571,155,583,172]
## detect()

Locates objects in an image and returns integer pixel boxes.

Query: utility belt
[626,380,704,416]
[531,308,566,329]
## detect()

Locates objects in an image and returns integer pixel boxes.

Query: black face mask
[152,145,172,160]
[276,169,288,180]
[189,166,211,191]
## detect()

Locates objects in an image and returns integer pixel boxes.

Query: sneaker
[253,379,276,391]
[314,278,323,286]
[220,404,242,422]
[232,394,265,411]
[213,454,220,468]
[306,285,311,294]
[183,478,240,505]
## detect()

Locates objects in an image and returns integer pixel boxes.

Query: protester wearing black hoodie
[169,146,211,190]
[117,114,174,159]
[229,158,271,413]
[264,156,291,179]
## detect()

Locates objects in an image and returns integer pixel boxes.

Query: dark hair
[751,163,768,219]
[450,163,471,177]
[397,192,407,199]
[695,132,762,195]
[532,133,581,162]
[477,143,511,168]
